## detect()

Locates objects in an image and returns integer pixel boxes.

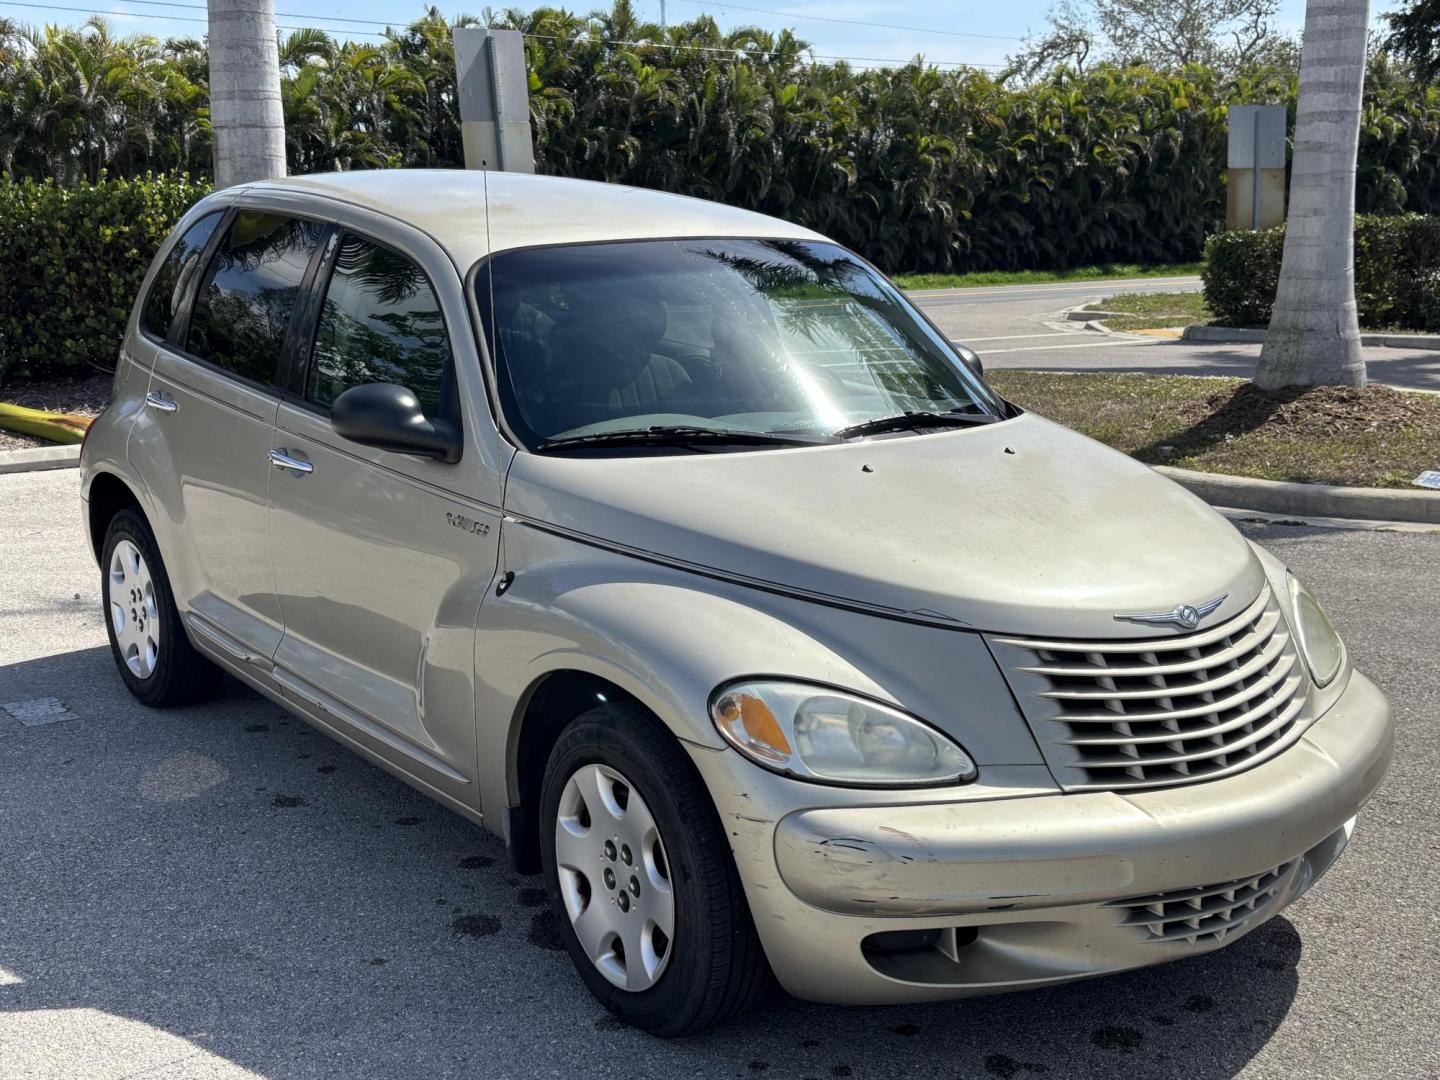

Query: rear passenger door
[130,206,330,662]
[266,221,499,805]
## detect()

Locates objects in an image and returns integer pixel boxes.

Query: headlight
[709,680,976,787]
[1288,575,1345,688]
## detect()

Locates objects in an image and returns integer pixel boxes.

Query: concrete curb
[0,444,81,475]
[1066,309,1123,321]
[1055,305,1141,339]
[1183,325,1440,350]
[1154,465,1440,525]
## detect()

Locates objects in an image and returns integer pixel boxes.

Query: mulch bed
[1172,382,1440,439]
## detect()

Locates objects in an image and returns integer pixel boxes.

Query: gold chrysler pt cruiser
[80,170,1393,1036]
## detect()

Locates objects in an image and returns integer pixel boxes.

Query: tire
[101,508,222,707]
[539,701,771,1036]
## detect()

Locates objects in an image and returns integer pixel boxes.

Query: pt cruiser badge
[445,511,490,537]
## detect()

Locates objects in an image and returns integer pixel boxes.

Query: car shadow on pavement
[0,646,1300,1080]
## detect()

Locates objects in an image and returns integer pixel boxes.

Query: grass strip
[894,263,1202,291]
[988,371,1440,489]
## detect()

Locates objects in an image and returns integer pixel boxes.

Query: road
[912,278,1440,392]
[1,468,1437,1079]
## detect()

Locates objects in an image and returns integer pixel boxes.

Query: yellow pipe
[0,402,92,444]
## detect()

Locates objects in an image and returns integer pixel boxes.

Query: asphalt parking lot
[2,467,1438,1080]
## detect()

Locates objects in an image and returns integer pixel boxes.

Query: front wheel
[539,702,770,1036]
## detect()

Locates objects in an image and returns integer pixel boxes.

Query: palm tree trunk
[1254,0,1370,389]
[207,0,286,186]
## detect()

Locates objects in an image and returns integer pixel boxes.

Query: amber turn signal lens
[713,691,792,763]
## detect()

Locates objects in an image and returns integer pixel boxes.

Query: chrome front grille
[1108,861,1298,945]
[987,587,1311,792]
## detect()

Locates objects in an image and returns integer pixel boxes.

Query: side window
[186,211,326,385]
[309,234,451,416]
[141,210,223,341]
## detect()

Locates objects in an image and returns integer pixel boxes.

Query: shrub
[1201,226,1286,326]
[1354,214,1440,327]
[0,174,211,381]
[1202,214,1440,330]
[1419,270,1440,333]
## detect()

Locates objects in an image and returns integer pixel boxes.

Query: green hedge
[0,175,212,380]
[1202,214,1440,330]
[11,6,1440,276]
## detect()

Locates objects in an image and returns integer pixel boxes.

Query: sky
[2,0,1399,70]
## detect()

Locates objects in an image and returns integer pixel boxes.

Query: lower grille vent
[1108,861,1297,945]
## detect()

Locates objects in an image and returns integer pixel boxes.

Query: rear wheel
[539,702,770,1036]
[101,509,222,707]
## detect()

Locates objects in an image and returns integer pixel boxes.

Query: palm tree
[1254,0,1371,389]
[207,0,285,186]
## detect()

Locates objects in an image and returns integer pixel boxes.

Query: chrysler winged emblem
[1114,594,1227,630]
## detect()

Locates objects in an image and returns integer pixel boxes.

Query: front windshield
[477,237,1006,450]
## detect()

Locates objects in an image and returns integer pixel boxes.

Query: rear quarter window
[140,211,224,341]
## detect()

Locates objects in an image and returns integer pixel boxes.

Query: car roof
[241,170,827,269]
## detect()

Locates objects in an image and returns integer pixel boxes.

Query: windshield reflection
[478,237,1004,451]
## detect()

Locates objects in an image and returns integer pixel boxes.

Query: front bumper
[688,671,1392,1005]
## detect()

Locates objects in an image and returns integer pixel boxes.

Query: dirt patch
[1189,382,1436,434]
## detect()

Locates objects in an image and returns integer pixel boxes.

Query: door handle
[268,449,314,475]
[144,390,177,414]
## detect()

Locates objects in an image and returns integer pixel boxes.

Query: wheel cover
[109,539,160,679]
[554,763,675,992]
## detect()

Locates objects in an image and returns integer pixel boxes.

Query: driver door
[266,221,499,806]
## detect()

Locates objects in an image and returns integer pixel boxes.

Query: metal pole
[1252,118,1262,230]
[486,34,508,173]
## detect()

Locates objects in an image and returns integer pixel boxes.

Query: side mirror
[954,344,984,377]
[330,383,461,463]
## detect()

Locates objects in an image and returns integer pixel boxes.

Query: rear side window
[141,211,223,340]
[308,233,450,416]
[187,211,326,385]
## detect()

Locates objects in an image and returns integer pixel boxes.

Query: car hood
[502,413,1265,638]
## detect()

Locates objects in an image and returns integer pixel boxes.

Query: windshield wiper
[832,410,1001,440]
[536,425,841,453]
